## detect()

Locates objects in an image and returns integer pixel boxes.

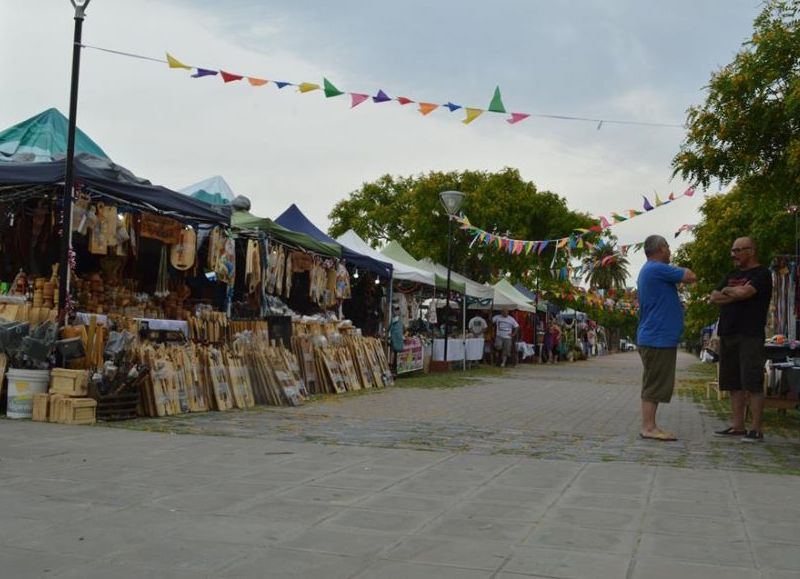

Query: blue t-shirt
[636,260,685,347]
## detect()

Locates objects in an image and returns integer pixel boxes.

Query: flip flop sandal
[639,432,678,442]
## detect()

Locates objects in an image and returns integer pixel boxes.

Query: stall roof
[232,210,341,257]
[493,279,538,312]
[381,241,465,293]
[0,108,108,162]
[180,175,235,206]
[0,156,230,225]
[275,204,392,278]
[337,230,435,286]
[513,283,559,315]
[418,258,495,300]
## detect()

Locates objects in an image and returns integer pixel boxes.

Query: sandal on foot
[639,431,677,442]
[714,427,746,436]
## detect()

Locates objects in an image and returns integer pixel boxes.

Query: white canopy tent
[336,230,435,286]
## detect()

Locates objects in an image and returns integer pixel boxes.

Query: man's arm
[681,268,697,284]
[709,283,756,305]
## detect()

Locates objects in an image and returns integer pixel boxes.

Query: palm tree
[582,242,630,290]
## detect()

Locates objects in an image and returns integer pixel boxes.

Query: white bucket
[6,369,50,419]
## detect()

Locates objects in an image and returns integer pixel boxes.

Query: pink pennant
[506,112,531,125]
[599,216,611,229]
[349,93,369,108]
[683,187,695,197]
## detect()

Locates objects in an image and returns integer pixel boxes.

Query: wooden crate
[32,393,50,422]
[50,368,89,397]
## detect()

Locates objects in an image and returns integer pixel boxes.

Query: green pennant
[323,78,344,98]
[488,85,506,113]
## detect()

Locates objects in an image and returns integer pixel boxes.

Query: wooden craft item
[170,227,197,271]
[139,213,181,245]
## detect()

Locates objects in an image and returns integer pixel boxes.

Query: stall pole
[462,294,467,371]
[443,216,453,365]
[58,0,92,324]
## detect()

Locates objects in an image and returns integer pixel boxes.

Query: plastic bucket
[6,369,50,419]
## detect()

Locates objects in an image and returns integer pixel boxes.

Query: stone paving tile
[630,558,760,579]
[96,352,800,474]
[501,544,631,578]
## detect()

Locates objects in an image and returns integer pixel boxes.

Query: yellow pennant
[166,53,191,70]
[298,82,321,93]
[462,108,484,125]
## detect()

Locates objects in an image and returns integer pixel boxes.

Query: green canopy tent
[231,210,341,258]
[380,241,465,294]
[0,108,108,162]
[180,175,235,206]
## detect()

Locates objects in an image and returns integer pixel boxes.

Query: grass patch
[678,369,800,440]
[394,364,505,389]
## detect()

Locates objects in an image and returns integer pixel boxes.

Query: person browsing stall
[492,308,519,368]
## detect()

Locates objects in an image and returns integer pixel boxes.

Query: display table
[135,318,190,339]
[432,338,484,362]
[517,342,536,360]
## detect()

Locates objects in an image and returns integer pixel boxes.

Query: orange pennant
[418,102,439,115]
[247,77,268,86]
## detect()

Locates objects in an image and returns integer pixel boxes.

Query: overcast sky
[1,0,761,280]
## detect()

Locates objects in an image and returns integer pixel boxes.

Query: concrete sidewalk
[2,420,800,578]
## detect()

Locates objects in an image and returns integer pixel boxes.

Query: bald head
[731,237,758,269]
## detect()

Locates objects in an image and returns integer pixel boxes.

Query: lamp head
[70,0,91,17]
[439,190,465,215]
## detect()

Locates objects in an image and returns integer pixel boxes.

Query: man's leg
[748,392,765,432]
[729,390,747,431]
[641,400,659,433]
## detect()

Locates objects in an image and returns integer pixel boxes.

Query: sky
[0,0,762,282]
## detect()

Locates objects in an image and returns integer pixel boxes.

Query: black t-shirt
[716,265,772,338]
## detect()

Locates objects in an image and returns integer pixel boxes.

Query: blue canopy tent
[275,203,392,278]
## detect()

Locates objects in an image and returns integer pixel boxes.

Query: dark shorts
[639,346,677,403]
[719,335,765,393]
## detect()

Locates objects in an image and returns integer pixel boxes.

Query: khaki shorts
[719,335,765,392]
[494,336,513,357]
[639,346,677,403]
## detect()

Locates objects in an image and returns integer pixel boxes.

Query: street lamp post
[58,0,91,324]
[439,190,465,367]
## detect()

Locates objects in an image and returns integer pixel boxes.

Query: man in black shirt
[709,237,772,442]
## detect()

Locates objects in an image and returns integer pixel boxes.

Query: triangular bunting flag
[444,102,462,112]
[166,53,191,70]
[463,108,484,125]
[599,216,611,229]
[418,102,439,115]
[298,82,320,93]
[488,86,507,113]
[247,77,268,86]
[589,225,603,233]
[611,212,627,222]
[506,112,530,125]
[350,93,369,108]
[191,68,218,78]
[220,71,243,83]
[372,90,391,103]
[683,187,695,197]
[668,192,676,201]
[323,78,344,97]
[274,81,292,89]
[655,193,664,207]
[396,97,414,105]
[538,240,549,254]
[643,196,654,211]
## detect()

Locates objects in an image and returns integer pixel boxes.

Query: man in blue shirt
[637,235,696,441]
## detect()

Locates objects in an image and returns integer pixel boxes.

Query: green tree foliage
[581,241,630,290]
[671,0,800,342]
[328,168,594,282]
[673,0,800,197]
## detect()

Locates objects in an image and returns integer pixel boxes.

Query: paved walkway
[2,351,800,578]
[109,352,800,473]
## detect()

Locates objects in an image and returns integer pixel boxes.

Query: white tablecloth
[517,342,536,360]
[432,338,485,362]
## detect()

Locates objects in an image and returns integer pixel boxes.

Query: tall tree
[581,241,630,290]
[328,168,594,282]
[672,0,800,199]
